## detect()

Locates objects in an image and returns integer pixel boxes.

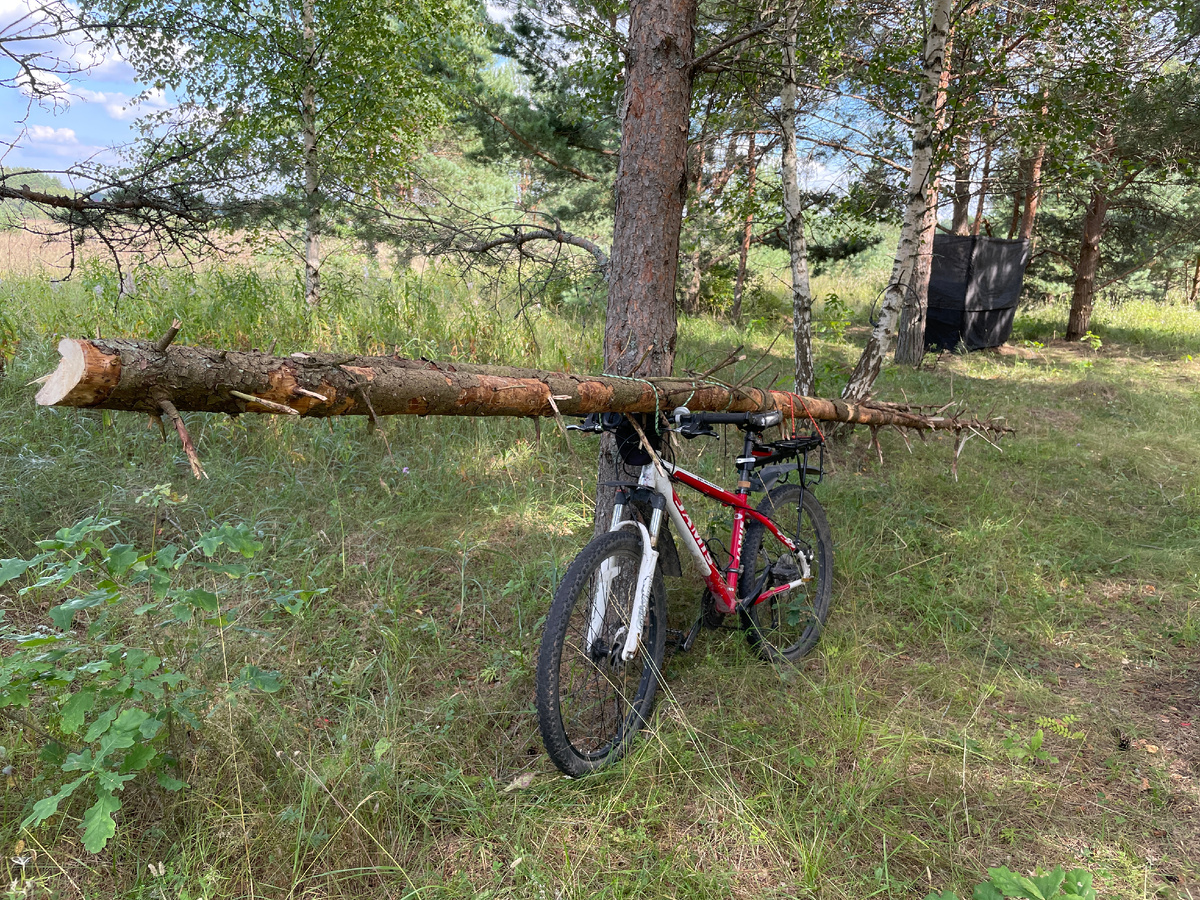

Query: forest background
[0,0,1199,897]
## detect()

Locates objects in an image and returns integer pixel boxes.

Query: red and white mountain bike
[535,407,833,776]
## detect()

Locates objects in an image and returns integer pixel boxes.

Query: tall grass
[1,255,1199,899]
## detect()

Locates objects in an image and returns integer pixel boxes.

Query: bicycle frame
[593,459,812,661]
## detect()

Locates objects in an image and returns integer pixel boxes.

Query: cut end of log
[35,339,122,408]
[36,339,84,406]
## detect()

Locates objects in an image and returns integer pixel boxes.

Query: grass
[1,255,1199,899]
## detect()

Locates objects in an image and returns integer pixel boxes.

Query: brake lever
[566,414,604,433]
[669,425,718,440]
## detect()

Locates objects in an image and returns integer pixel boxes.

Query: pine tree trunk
[1066,185,1110,340]
[597,0,696,529]
[1019,144,1045,241]
[780,18,813,394]
[732,131,757,321]
[951,134,971,235]
[1189,253,1200,306]
[971,137,992,235]
[680,137,707,315]
[301,0,320,309]
[36,338,1002,436]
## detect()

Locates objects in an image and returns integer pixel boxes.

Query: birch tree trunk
[780,16,814,394]
[846,0,953,389]
[301,0,321,309]
[732,130,757,321]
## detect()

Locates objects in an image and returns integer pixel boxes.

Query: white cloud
[27,124,78,144]
[103,87,170,121]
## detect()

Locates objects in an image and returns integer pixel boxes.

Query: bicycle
[535,406,833,777]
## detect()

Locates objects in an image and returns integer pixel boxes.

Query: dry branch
[34,338,1012,439]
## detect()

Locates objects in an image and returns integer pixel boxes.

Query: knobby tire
[738,484,833,663]
[536,530,667,776]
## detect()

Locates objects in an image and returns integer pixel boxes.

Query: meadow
[1,239,1198,899]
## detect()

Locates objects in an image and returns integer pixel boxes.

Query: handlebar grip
[692,411,752,426]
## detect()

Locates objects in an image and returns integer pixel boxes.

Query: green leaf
[926,893,961,900]
[1029,868,1065,899]
[49,585,121,630]
[80,789,121,852]
[175,588,219,612]
[1062,869,1096,900]
[83,707,119,742]
[39,741,68,766]
[987,867,1047,899]
[112,708,151,734]
[63,749,96,772]
[96,730,136,764]
[0,555,42,587]
[156,771,187,792]
[21,775,89,829]
[95,769,137,793]
[199,524,263,559]
[231,665,282,693]
[972,883,1004,900]
[105,544,139,577]
[118,743,157,774]
[36,517,117,551]
[60,690,96,734]
[195,560,250,577]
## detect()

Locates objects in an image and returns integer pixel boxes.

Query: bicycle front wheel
[738,484,833,663]
[536,530,666,776]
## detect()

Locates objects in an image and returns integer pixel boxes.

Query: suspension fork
[586,466,666,661]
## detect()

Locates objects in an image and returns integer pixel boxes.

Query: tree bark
[971,136,992,236]
[599,0,697,528]
[605,0,695,380]
[780,16,814,395]
[35,339,1008,437]
[883,3,954,374]
[1065,185,1110,340]
[951,134,971,236]
[301,0,321,309]
[680,135,707,315]
[732,130,757,320]
[1189,253,1200,306]
[1018,143,1045,241]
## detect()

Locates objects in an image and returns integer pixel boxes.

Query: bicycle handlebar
[670,407,783,431]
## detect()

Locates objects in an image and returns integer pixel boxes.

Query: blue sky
[0,0,168,175]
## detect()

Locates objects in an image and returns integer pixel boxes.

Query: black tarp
[925,235,1031,352]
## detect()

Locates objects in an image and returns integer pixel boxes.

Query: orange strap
[784,391,826,443]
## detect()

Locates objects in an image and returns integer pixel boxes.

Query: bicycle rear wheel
[738,484,833,663]
[536,530,666,776]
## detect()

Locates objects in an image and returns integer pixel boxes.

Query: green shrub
[0,508,283,852]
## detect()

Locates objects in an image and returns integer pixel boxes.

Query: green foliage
[1001,728,1058,765]
[927,866,1096,900]
[1036,715,1086,741]
[1,513,281,852]
[78,0,480,231]
[816,291,852,342]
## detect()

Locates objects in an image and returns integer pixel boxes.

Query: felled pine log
[34,336,1010,477]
